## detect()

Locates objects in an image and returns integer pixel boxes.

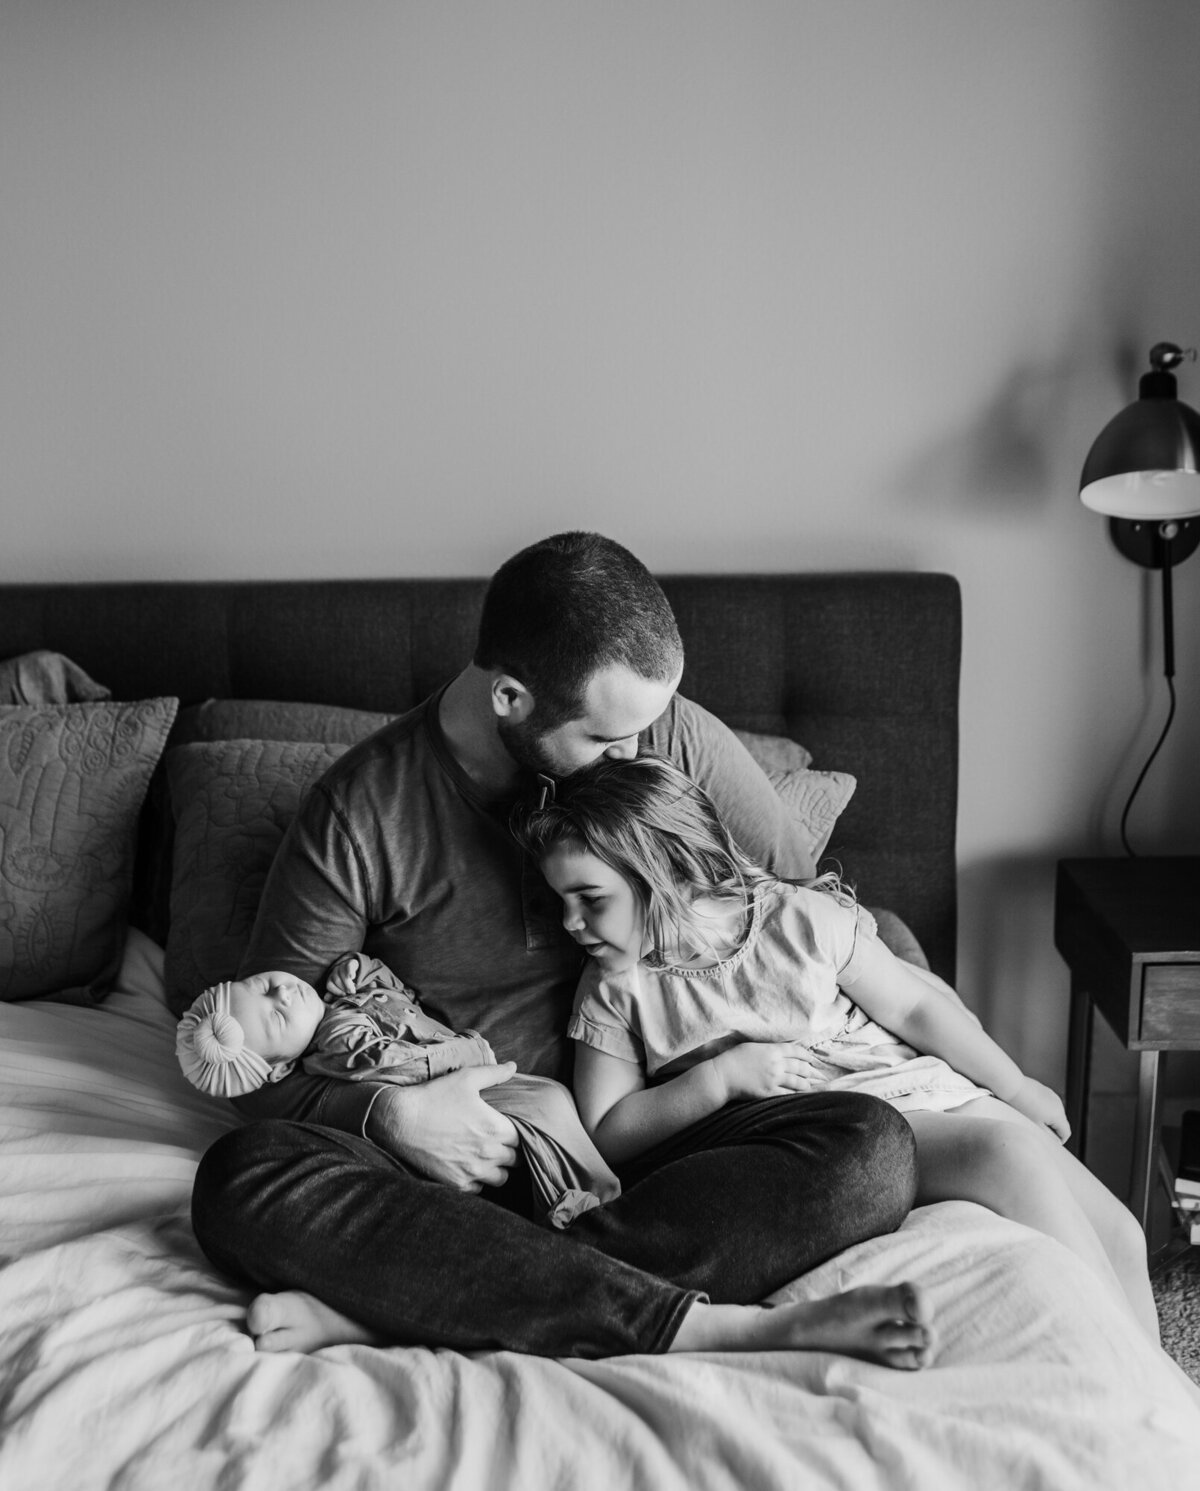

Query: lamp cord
[1119,675,1177,857]
[1119,548,1178,857]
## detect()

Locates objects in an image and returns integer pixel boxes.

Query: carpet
[1153,1246,1200,1386]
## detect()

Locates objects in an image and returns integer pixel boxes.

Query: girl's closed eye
[538,842,645,971]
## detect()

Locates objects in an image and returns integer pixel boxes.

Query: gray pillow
[164,739,349,1015]
[0,696,178,1002]
[733,727,854,861]
[763,764,856,862]
[173,698,394,746]
[731,728,811,773]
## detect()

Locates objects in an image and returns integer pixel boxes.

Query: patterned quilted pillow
[0,696,178,1002]
[172,698,395,746]
[762,765,856,863]
[730,728,812,773]
[731,727,852,860]
[164,739,348,1016]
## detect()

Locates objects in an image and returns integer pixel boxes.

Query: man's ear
[490,672,535,723]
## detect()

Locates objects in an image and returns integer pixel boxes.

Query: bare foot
[767,1284,935,1369]
[247,1291,384,1353]
[671,1283,935,1370]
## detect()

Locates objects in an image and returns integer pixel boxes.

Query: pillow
[0,649,111,705]
[764,765,856,863]
[869,907,931,972]
[0,696,179,1003]
[164,739,349,1015]
[138,700,396,945]
[172,699,395,746]
[732,728,812,773]
[730,727,850,861]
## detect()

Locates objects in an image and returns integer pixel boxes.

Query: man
[191,532,928,1366]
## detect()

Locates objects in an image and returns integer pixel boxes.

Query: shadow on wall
[890,334,1151,516]
[892,358,1076,512]
[956,855,1067,1081]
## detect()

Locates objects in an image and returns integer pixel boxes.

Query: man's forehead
[575,662,682,734]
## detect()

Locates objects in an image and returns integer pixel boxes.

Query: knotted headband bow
[176,982,274,1099]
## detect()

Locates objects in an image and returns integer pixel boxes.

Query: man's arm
[644,695,817,879]
[238,784,370,993]
[231,784,522,1181]
[233,1038,522,1187]
[230,784,378,1127]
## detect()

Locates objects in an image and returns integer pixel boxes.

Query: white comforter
[2,932,1198,1491]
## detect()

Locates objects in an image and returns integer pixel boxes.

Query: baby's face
[227,972,325,1065]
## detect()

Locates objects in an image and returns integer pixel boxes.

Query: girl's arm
[573,1038,825,1165]
[847,934,1069,1139]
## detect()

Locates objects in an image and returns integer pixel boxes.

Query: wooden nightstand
[1055,857,1200,1234]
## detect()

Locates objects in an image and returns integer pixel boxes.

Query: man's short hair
[474,532,684,727]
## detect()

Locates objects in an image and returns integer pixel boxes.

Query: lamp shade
[1080,366,1200,520]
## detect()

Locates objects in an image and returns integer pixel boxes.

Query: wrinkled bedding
[2,933,1198,1491]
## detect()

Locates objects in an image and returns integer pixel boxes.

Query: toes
[246,1293,280,1337]
[874,1316,935,1357]
[253,1325,296,1354]
[898,1282,932,1327]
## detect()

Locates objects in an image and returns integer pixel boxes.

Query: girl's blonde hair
[512,753,775,965]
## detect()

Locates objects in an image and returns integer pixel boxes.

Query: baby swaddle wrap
[310,953,620,1228]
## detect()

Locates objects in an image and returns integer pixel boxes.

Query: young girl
[512,753,1160,1343]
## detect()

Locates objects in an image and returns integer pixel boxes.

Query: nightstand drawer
[1140,964,1200,1042]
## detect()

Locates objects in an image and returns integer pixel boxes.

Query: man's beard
[496,715,564,778]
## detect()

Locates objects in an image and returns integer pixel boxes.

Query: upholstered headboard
[0,571,960,980]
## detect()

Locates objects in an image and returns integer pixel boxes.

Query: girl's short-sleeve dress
[568,881,987,1114]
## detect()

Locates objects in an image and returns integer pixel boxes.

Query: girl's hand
[1007,1076,1071,1143]
[711,1042,823,1101]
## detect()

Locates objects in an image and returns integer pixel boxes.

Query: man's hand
[365,1063,521,1189]
[710,1042,823,1101]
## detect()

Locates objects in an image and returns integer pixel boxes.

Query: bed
[0,570,1196,1491]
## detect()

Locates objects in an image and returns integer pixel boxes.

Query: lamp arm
[1161,530,1175,680]
[1118,529,1179,856]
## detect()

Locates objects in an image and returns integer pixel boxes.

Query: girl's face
[539,840,646,973]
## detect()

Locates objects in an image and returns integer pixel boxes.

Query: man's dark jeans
[191,1090,916,1360]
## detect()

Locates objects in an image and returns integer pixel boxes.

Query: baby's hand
[1009,1076,1071,1143]
[712,1042,823,1101]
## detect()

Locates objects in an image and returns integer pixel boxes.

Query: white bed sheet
[2,930,1198,1491]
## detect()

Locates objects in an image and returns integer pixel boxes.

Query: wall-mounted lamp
[1080,340,1200,853]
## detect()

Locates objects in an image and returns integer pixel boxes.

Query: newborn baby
[176,953,619,1228]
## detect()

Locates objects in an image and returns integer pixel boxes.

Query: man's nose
[604,736,638,761]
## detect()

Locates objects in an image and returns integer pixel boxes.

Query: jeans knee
[191,1119,317,1269]
[191,1124,266,1258]
[837,1093,919,1220]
